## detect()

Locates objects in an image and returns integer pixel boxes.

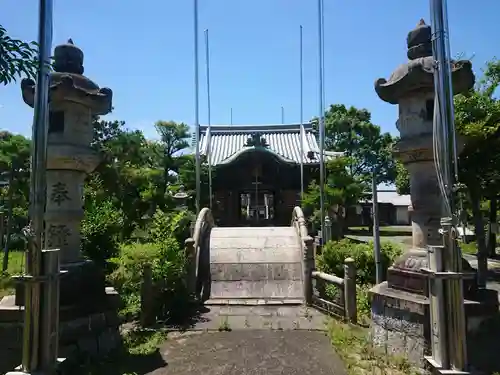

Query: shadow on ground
[157,303,211,331]
[468,313,500,374]
[72,346,166,375]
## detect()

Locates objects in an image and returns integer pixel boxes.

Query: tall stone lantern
[20,39,113,308]
[370,20,497,365]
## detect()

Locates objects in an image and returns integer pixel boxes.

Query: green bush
[147,209,195,245]
[81,199,124,270]
[107,237,191,322]
[317,239,403,286]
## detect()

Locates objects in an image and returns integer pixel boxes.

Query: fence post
[140,263,155,327]
[314,235,322,256]
[303,235,314,305]
[344,257,357,324]
[184,238,196,297]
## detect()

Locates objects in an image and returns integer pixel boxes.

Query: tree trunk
[487,197,497,258]
[2,170,15,272]
[470,188,488,288]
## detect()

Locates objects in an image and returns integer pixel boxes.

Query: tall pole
[321,0,326,115]
[281,106,285,124]
[299,25,305,201]
[430,0,468,371]
[194,0,201,213]
[230,107,233,125]
[317,0,325,241]
[372,170,382,284]
[204,29,213,209]
[22,0,53,371]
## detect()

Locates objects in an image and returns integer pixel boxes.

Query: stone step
[210,262,302,281]
[204,298,304,306]
[210,246,301,263]
[208,226,304,302]
[191,305,327,331]
[210,280,304,300]
[210,226,297,238]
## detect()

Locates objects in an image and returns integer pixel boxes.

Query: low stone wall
[0,287,121,373]
[370,282,499,367]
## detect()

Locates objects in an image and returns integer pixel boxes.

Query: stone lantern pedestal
[370,20,498,366]
[0,40,120,371]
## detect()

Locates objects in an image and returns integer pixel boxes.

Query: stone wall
[0,288,121,373]
[371,282,499,367]
[370,283,430,366]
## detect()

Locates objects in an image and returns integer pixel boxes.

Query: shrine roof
[196,123,343,166]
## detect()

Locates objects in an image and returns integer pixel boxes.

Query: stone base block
[15,259,107,309]
[0,287,121,374]
[370,282,499,367]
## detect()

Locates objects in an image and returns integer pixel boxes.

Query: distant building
[349,190,411,226]
[197,123,342,226]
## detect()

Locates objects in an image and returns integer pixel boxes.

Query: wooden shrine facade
[198,123,341,227]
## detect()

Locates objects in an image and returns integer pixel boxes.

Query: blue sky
[1,0,498,140]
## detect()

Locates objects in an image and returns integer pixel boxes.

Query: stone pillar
[369,20,499,366]
[373,19,476,294]
[395,94,443,249]
[20,39,113,308]
[0,38,121,367]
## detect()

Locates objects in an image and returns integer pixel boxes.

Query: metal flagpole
[193,0,201,213]
[281,106,285,124]
[230,108,233,125]
[372,170,382,284]
[317,0,325,241]
[321,0,326,113]
[205,29,213,209]
[299,25,305,201]
[22,0,53,371]
[427,0,468,371]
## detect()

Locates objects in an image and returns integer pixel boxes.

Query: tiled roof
[196,123,343,166]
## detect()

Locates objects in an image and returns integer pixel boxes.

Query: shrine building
[198,123,342,226]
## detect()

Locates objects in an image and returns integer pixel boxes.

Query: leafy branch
[0,25,39,85]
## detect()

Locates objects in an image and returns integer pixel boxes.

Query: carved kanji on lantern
[51,181,71,205]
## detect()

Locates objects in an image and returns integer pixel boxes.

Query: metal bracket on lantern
[420,245,471,375]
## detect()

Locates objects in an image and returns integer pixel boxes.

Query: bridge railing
[311,259,357,323]
[185,207,214,302]
[291,206,357,323]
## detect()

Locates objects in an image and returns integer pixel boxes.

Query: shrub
[317,239,403,286]
[107,237,191,323]
[81,199,124,270]
[147,209,195,245]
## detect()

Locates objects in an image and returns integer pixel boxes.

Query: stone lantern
[20,39,113,308]
[173,185,190,210]
[370,20,497,365]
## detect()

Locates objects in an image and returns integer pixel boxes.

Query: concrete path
[209,227,303,303]
[145,226,347,374]
[150,330,347,375]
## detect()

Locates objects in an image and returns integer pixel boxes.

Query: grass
[0,250,26,298]
[460,241,478,255]
[328,319,421,375]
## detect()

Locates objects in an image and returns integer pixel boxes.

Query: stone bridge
[155,207,356,374]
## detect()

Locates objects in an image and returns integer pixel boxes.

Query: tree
[315,104,396,184]
[455,59,500,269]
[395,160,410,195]
[154,120,190,197]
[0,131,31,270]
[302,157,366,239]
[0,25,38,85]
